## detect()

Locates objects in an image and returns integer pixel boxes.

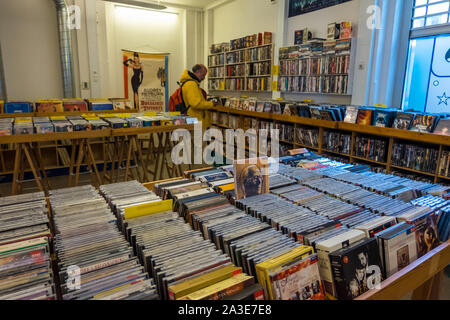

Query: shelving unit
[207,43,274,93]
[278,38,356,96]
[209,106,450,184]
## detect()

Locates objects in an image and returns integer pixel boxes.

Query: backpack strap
[179,79,197,114]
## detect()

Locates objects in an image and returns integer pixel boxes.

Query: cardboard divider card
[124,199,174,220]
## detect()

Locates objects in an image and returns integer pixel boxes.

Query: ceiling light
[104,0,167,10]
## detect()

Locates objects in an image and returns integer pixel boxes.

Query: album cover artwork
[396,245,410,270]
[329,238,382,300]
[234,157,269,200]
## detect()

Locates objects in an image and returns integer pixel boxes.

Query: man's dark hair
[192,64,203,73]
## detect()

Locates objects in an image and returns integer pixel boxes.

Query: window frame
[401,0,450,111]
[411,0,450,36]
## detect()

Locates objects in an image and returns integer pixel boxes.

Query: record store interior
[0,0,449,302]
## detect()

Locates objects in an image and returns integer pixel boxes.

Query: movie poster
[122,50,168,112]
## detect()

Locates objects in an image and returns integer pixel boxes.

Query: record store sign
[289,0,352,17]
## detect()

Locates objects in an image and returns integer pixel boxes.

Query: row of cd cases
[1,154,449,300]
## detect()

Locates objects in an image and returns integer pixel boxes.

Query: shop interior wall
[0,0,201,102]
[94,1,188,100]
[212,0,278,43]
[0,0,64,101]
[286,0,367,105]
[209,0,375,106]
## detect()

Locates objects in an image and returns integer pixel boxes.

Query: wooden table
[0,124,195,195]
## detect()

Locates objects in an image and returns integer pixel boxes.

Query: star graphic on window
[438,93,449,106]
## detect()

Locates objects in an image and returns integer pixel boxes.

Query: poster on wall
[288,0,352,18]
[122,50,169,112]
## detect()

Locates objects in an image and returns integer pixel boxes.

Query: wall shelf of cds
[277,37,356,96]
[209,106,450,184]
[207,33,274,93]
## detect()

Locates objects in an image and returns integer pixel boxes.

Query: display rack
[0,109,139,118]
[0,124,195,195]
[209,106,450,184]
[142,176,450,300]
[278,38,356,96]
[208,43,274,93]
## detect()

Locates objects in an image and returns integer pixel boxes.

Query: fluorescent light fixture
[105,0,168,10]
[115,4,178,25]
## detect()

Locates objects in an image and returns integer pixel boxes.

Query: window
[402,0,450,112]
[412,0,450,29]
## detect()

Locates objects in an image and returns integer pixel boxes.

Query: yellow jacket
[180,69,213,131]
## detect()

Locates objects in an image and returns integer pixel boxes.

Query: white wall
[287,0,361,43]
[209,0,371,105]
[98,2,186,99]
[212,0,279,43]
[285,0,362,105]
[0,0,64,100]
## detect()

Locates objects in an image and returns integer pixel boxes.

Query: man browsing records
[179,64,217,131]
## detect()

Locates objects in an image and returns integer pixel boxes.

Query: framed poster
[122,50,169,112]
[288,0,352,18]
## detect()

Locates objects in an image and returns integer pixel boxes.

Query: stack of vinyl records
[268,174,296,190]
[0,192,55,300]
[236,193,336,245]
[275,184,363,221]
[302,176,417,216]
[102,180,262,301]
[278,166,324,183]
[123,210,250,300]
[155,176,327,300]
[50,185,158,300]
[152,164,448,300]
[99,180,162,229]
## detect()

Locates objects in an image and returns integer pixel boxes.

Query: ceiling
[139,0,218,9]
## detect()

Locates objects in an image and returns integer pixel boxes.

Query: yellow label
[82,113,96,117]
[100,114,116,118]
[219,183,235,192]
[304,99,313,103]
[116,113,132,118]
[169,112,181,116]
[219,81,225,91]
[50,116,66,120]
[124,199,173,220]
[85,116,100,120]
[276,98,283,101]
[272,65,279,76]
[272,81,278,91]
[374,104,387,108]
[145,112,157,116]
[15,119,32,123]
[36,99,62,103]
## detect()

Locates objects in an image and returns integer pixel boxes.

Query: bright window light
[115,5,178,25]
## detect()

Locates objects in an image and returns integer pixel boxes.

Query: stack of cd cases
[49,185,158,300]
[0,192,55,300]
[154,178,327,300]
[99,181,162,229]
[120,210,239,300]
[301,177,416,216]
